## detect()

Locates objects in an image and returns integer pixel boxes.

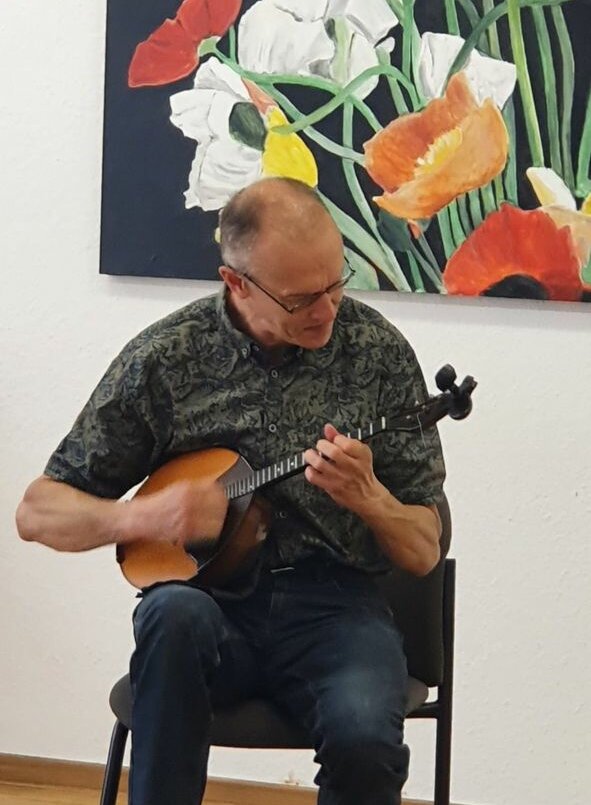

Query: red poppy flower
[177,0,241,39]
[129,0,241,88]
[443,204,583,302]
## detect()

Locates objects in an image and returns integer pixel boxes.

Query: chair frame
[99,558,455,805]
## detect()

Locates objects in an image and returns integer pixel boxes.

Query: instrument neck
[223,417,389,500]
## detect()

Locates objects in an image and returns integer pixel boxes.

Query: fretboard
[223,417,388,500]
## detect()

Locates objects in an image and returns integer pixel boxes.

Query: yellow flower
[526,167,591,270]
[263,108,318,187]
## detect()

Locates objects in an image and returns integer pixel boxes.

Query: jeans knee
[134,584,223,648]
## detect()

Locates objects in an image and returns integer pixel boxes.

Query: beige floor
[0,782,122,804]
[0,781,235,805]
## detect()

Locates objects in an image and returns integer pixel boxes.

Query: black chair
[100,497,455,805]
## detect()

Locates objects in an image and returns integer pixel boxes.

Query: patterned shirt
[45,290,446,574]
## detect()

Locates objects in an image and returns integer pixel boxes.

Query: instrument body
[117,448,272,590]
[117,365,477,590]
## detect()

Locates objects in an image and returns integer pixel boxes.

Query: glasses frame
[230,265,356,314]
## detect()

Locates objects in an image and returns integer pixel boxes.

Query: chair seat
[109,673,429,750]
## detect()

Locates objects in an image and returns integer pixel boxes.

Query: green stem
[468,190,483,228]
[448,202,467,247]
[481,182,497,214]
[493,175,505,206]
[437,208,456,260]
[264,63,414,136]
[551,5,575,189]
[457,195,472,235]
[531,6,562,174]
[445,0,460,34]
[503,98,519,203]
[213,47,382,133]
[456,0,490,51]
[445,0,575,86]
[410,243,444,290]
[418,233,442,274]
[377,47,409,115]
[227,26,236,62]
[482,0,502,56]
[507,0,545,166]
[265,88,364,163]
[407,252,425,292]
[576,88,591,197]
[341,103,411,290]
[400,0,421,108]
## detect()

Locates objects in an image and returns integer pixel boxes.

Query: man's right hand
[16,475,228,553]
[126,480,229,546]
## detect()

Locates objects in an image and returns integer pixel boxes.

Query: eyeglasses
[233,265,356,314]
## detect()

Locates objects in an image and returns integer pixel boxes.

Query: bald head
[219,178,338,273]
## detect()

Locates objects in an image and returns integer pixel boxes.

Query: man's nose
[309,290,338,321]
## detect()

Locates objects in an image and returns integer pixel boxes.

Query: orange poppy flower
[443,204,583,301]
[363,71,508,221]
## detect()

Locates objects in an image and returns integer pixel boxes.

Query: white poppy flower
[170,59,262,210]
[418,32,516,109]
[238,0,399,98]
[238,1,334,77]
[327,0,399,42]
[170,58,318,212]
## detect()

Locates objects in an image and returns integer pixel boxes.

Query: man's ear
[219,266,249,299]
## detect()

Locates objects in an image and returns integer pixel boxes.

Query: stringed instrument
[117,364,476,590]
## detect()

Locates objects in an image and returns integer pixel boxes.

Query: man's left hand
[304,423,385,514]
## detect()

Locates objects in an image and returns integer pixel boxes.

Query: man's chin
[297,323,334,350]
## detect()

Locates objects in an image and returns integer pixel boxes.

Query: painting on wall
[100,0,591,303]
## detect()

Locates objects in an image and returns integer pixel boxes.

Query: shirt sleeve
[374,330,446,506]
[44,344,173,499]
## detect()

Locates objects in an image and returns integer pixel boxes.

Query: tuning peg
[435,364,457,392]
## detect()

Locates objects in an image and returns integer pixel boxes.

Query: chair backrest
[375,494,452,687]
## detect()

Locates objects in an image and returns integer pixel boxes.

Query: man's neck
[225,292,295,366]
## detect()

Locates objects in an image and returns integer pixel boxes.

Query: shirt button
[241,347,249,358]
[270,369,279,378]
[268,423,277,433]
[279,511,288,519]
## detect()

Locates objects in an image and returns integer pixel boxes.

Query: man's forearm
[16,476,133,552]
[352,483,442,576]
[17,474,230,554]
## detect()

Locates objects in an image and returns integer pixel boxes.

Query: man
[16,177,445,805]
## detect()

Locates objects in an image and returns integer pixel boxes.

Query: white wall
[1,3,590,804]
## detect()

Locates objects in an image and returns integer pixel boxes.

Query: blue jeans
[129,563,410,805]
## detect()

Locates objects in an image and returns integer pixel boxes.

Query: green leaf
[228,102,266,151]
[344,248,380,290]
[377,211,413,252]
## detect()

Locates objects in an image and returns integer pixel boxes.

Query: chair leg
[434,559,455,805]
[99,720,129,805]
[433,704,452,805]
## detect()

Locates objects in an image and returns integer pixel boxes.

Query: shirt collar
[215,287,304,367]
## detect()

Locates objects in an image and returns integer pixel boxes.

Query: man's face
[235,222,346,350]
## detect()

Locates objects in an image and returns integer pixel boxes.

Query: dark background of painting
[101,0,591,287]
